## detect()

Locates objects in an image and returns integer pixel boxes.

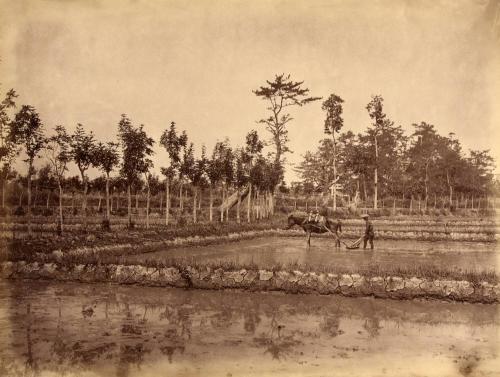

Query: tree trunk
[410,196,413,214]
[236,187,241,224]
[127,184,132,228]
[332,133,337,210]
[225,186,229,221]
[46,190,50,209]
[192,186,197,223]
[165,178,170,226]
[106,173,110,220]
[220,185,224,222]
[1,180,5,209]
[179,182,183,211]
[424,162,429,210]
[209,185,213,222]
[58,182,64,234]
[247,183,252,223]
[135,192,139,211]
[146,183,150,229]
[34,183,39,208]
[198,188,202,210]
[27,161,33,236]
[362,174,367,203]
[98,195,102,212]
[81,173,88,229]
[373,135,378,209]
[159,193,163,214]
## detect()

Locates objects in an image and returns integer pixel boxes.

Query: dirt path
[0,280,498,377]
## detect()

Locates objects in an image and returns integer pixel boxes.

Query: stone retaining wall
[1,261,498,304]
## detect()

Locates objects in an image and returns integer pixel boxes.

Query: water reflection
[0,280,498,377]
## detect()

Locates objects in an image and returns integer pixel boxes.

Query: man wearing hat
[361,214,374,249]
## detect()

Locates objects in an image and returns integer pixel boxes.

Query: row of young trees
[296,94,496,209]
[0,87,285,233]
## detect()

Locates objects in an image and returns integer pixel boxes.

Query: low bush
[113,208,128,217]
[13,206,25,216]
[42,208,54,216]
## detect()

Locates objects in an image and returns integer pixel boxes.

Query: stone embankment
[1,261,498,303]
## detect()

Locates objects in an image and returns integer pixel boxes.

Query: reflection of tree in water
[209,306,234,331]
[253,313,303,360]
[116,343,150,377]
[317,299,344,338]
[363,317,382,338]
[159,304,193,340]
[25,304,39,377]
[160,344,185,364]
[243,310,261,334]
[319,316,344,337]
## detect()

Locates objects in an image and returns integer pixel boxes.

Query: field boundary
[1,261,498,304]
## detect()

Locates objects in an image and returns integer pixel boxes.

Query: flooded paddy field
[124,237,499,273]
[0,280,498,377]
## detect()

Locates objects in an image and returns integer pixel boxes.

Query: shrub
[13,206,25,216]
[113,208,128,217]
[177,215,187,227]
[0,207,10,216]
[101,219,111,231]
[42,208,54,216]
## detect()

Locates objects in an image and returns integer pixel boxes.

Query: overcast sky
[1,0,499,182]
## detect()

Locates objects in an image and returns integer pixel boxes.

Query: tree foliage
[253,74,321,174]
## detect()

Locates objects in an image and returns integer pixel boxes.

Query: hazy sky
[1,0,499,182]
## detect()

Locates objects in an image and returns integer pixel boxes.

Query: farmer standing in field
[333,217,342,247]
[361,214,374,249]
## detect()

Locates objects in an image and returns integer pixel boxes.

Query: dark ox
[286,211,337,246]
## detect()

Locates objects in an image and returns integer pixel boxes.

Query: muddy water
[125,237,499,272]
[0,280,498,377]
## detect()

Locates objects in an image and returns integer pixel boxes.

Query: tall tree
[0,89,18,208]
[322,94,344,210]
[407,122,440,208]
[117,114,155,228]
[94,142,120,227]
[178,139,194,214]
[253,74,321,183]
[207,141,226,222]
[46,126,71,234]
[434,133,463,206]
[70,124,96,226]
[234,148,249,224]
[159,122,186,225]
[188,145,207,223]
[9,105,45,235]
[366,95,387,209]
[244,130,264,222]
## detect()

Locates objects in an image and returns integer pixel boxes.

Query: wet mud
[125,238,499,273]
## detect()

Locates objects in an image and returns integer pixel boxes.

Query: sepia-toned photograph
[0,0,499,376]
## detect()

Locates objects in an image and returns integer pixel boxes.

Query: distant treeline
[1,75,498,234]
